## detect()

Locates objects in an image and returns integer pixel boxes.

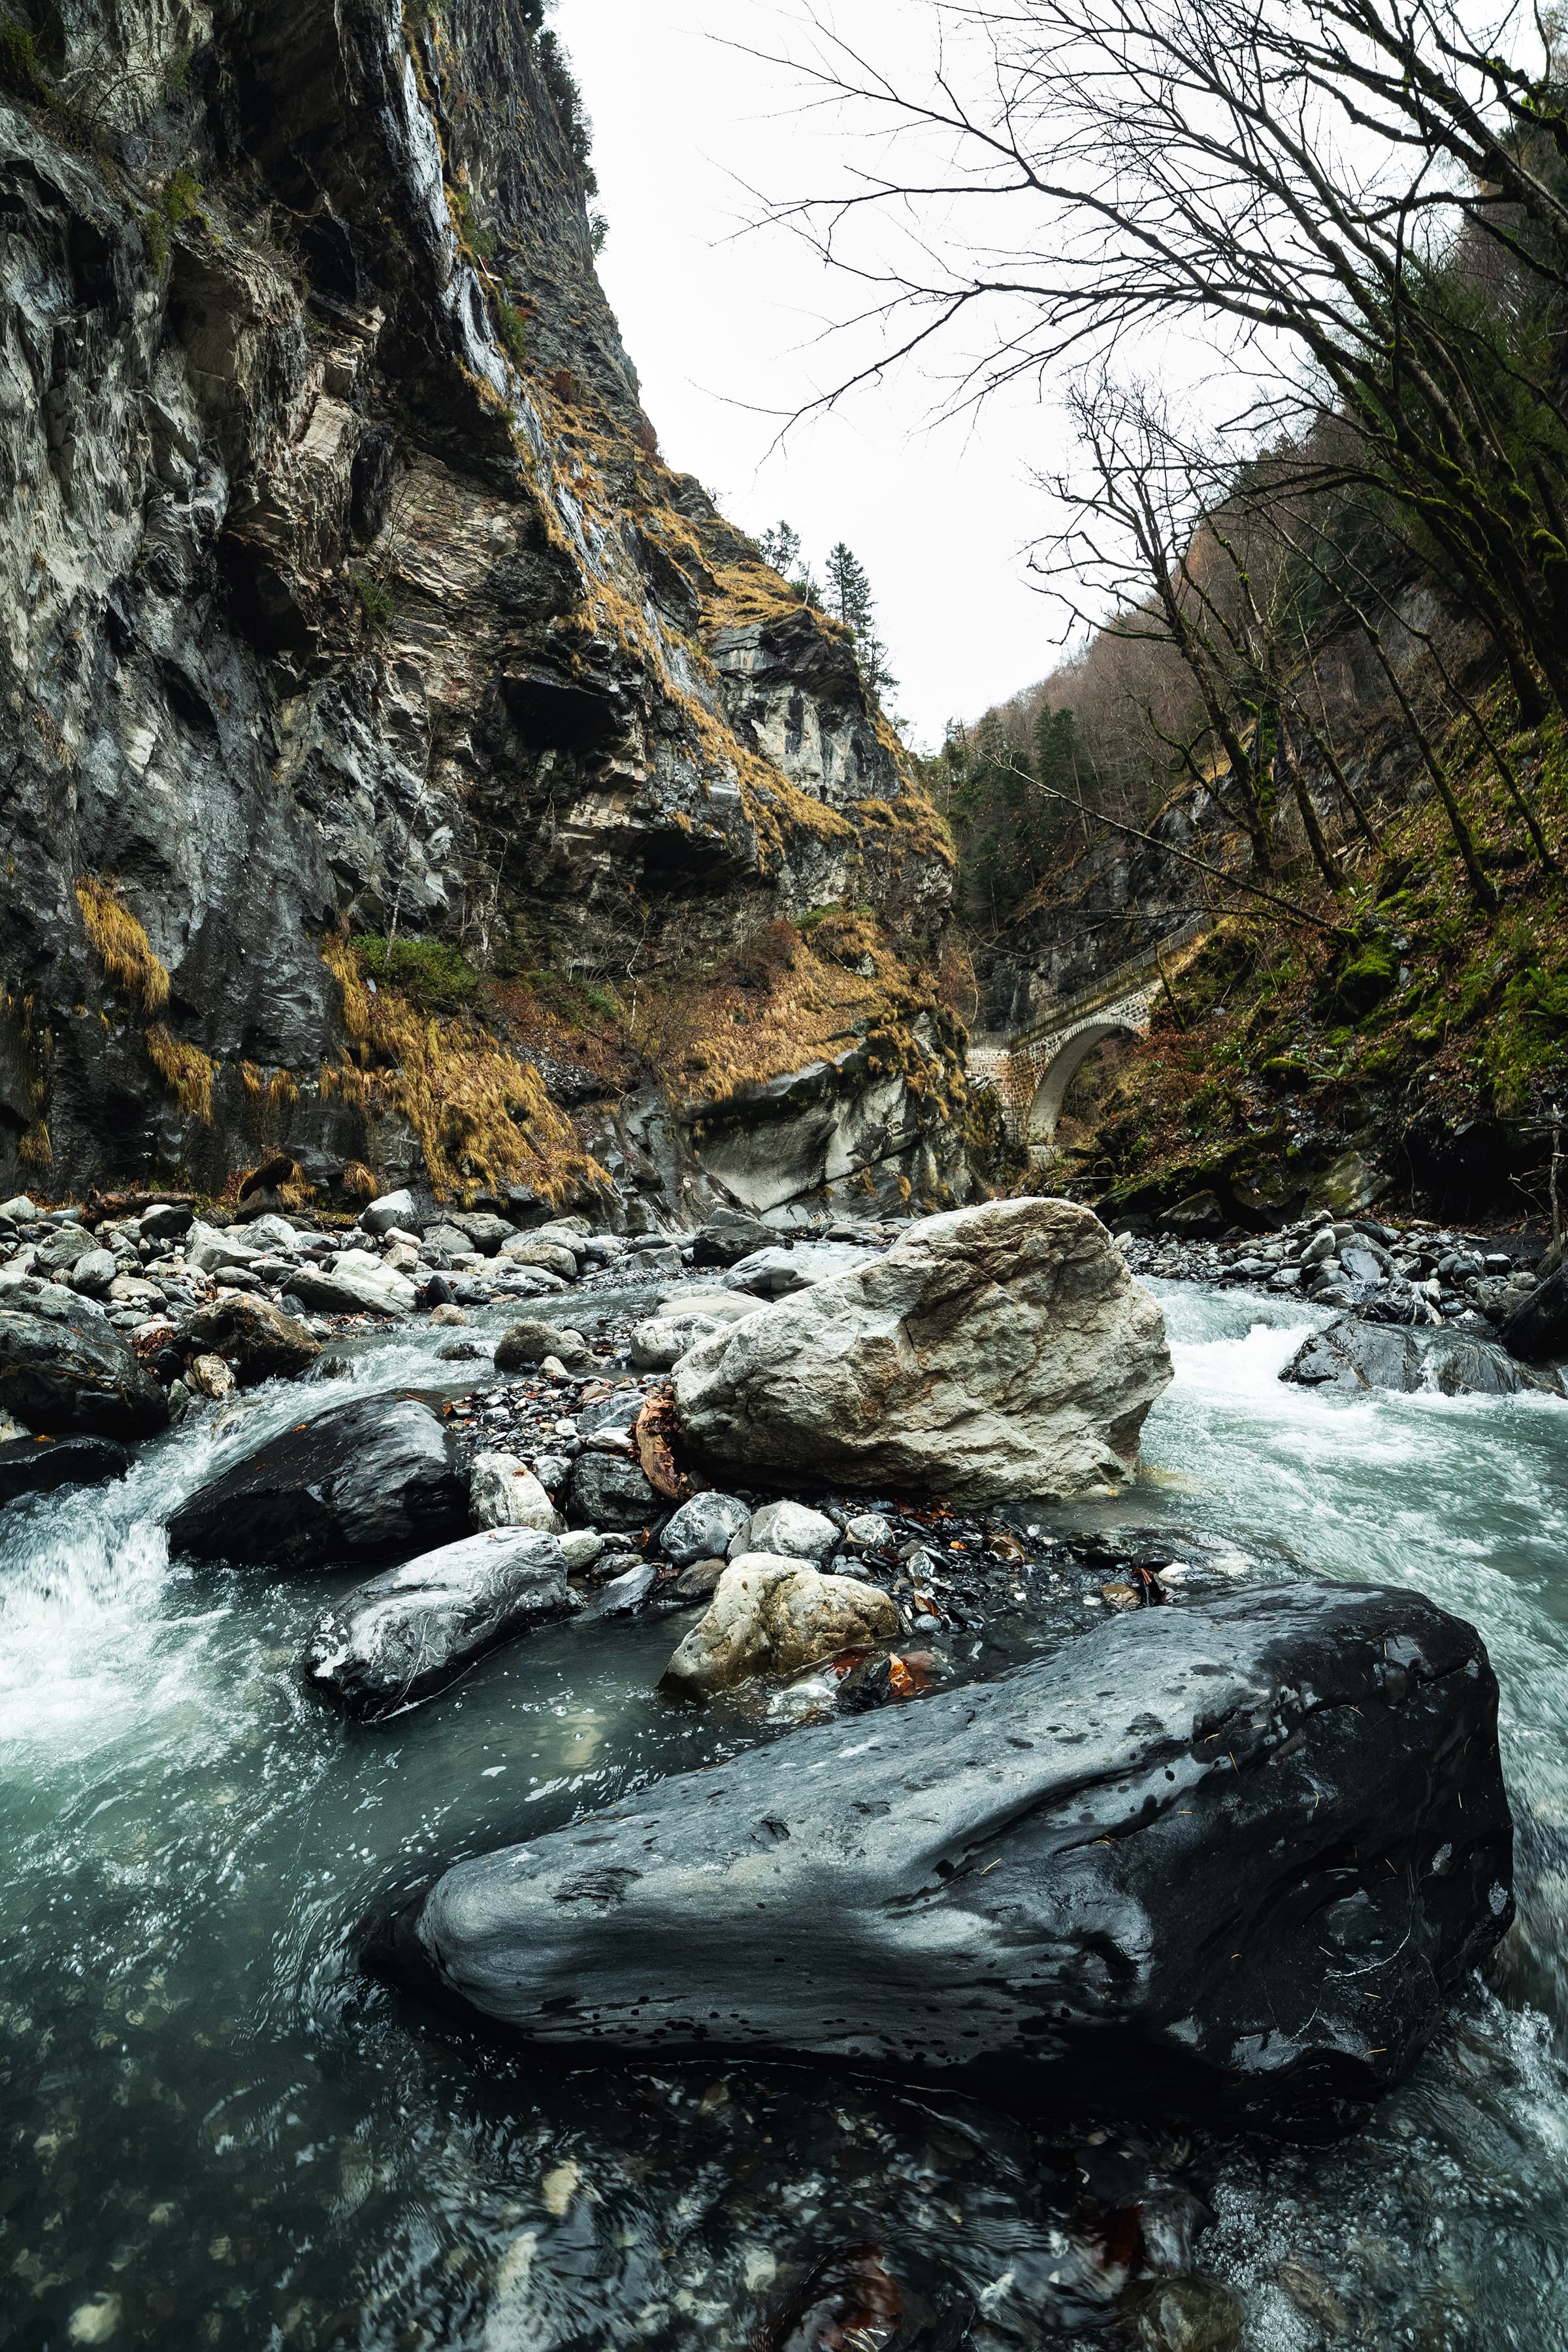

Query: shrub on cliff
[352,935,480,1017]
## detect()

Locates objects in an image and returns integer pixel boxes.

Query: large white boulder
[674,1196,1171,1505]
[328,1248,418,1315]
[661,1555,898,1695]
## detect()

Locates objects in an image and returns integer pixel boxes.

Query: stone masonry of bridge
[968,921,1212,1151]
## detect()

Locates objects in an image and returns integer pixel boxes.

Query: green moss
[1323,940,1397,1019]
[453,188,495,260]
[161,168,204,227]
[351,574,394,629]
[496,302,529,366]
[140,208,169,276]
[353,934,481,1016]
[0,17,44,98]
[1261,1053,1310,1085]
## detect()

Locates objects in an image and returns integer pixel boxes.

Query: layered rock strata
[0,0,953,1211]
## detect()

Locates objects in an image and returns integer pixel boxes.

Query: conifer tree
[825,541,898,700]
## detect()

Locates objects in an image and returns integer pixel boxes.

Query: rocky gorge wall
[0,0,964,1221]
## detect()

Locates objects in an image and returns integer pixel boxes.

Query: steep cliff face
[0,0,959,1215]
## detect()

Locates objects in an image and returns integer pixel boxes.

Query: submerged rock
[384,1582,1512,2140]
[676,1197,1172,1504]
[1283,1315,1566,1399]
[0,1433,132,1504]
[304,1527,578,1716]
[661,1555,898,1695]
[0,1303,169,1439]
[167,1396,468,1568]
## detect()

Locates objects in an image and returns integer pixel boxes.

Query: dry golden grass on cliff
[632,913,933,1103]
[74,877,171,1013]
[145,1025,215,1122]
[512,382,947,874]
[321,936,607,1204]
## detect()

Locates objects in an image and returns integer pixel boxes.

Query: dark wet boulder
[0,1302,169,1439]
[167,1396,468,1569]
[566,1450,660,1531]
[1284,1314,1565,1399]
[691,1209,774,1268]
[1499,1264,1568,1364]
[303,1527,578,1717]
[380,1582,1512,2142]
[182,1294,322,1386]
[0,1433,133,1505]
[495,1319,591,1372]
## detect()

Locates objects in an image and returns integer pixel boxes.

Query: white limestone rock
[661,1555,898,1697]
[470,1452,564,1535]
[675,1196,1172,1506]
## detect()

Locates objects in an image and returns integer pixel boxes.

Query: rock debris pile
[0,1178,1519,2159]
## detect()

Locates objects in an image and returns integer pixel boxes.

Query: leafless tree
[752,0,1568,729]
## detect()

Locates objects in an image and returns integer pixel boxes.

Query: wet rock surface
[389,1580,1512,2140]
[0,1301,170,1439]
[676,1198,1173,1503]
[1283,1313,1568,1399]
[1122,1212,1558,1367]
[304,1527,578,1718]
[168,1395,467,1569]
[0,1433,133,1504]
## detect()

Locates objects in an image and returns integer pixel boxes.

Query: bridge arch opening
[1026,1019,1141,1143]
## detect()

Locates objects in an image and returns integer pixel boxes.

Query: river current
[2,1282,1566,2350]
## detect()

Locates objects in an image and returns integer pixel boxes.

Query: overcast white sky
[553,0,1079,750]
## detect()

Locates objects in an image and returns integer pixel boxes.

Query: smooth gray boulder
[304,1527,578,1716]
[31,1222,96,1275]
[385,1581,1513,2140]
[629,1313,726,1371]
[0,1301,169,1439]
[282,1257,414,1319]
[495,1320,591,1372]
[745,1499,838,1561]
[69,1247,120,1299]
[691,1209,774,1267]
[167,1396,468,1568]
[359,1188,423,1236]
[677,1196,1172,1504]
[660,1490,751,1566]
[661,1555,898,1695]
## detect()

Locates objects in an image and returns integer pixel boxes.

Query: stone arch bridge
[968,920,1211,1150]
